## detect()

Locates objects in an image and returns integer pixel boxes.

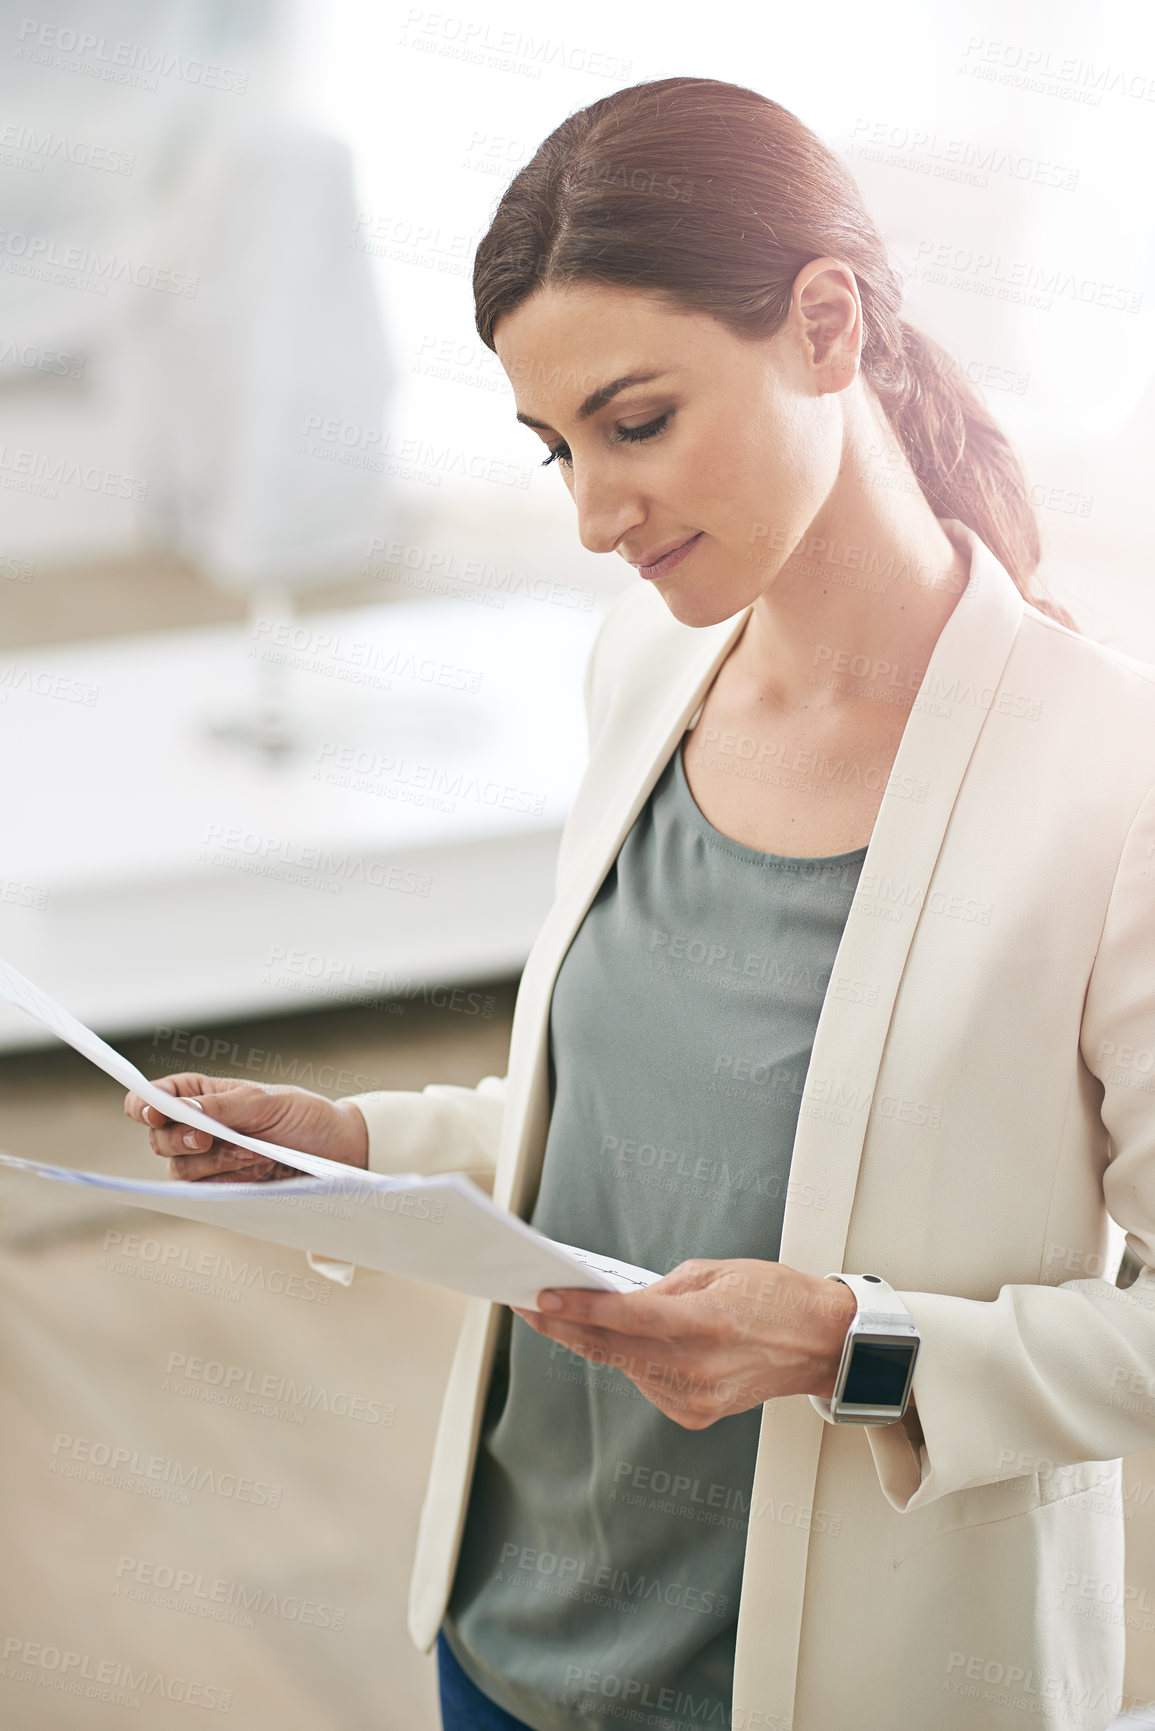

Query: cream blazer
[314,521,1155,1731]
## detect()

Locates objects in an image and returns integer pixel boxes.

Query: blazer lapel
[737,527,1027,1729]
[778,527,1025,1274]
[492,605,749,1216]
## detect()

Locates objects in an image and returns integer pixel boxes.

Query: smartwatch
[811,1272,920,1425]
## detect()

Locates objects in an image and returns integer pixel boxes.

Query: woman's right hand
[123,1072,369,1183]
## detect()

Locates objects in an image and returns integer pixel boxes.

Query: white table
[0,594,604,1050]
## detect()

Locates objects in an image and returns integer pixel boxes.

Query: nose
[569,459,645,558]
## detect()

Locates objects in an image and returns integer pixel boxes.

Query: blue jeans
[436,1629,536,1731]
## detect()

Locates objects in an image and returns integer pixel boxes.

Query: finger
[181,1160,279,1184]
[511,1308,548,1337]
[170,1158,277,1184]
[649,1258,731,1296]
[201,1159,299,1184]
[126,1093,174,1128]
[165,1146,274,1183]
[153,1114,238,1156]
[510,1309,589,1348]
[534,1283,701,1341]
[148,1121,223,1160]
[519,1314,660,1364]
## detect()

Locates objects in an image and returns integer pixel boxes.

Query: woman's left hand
[510,1257,857,1429]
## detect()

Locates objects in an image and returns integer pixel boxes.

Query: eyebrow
[515,370,675,432]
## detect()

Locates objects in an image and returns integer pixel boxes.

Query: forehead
[494,282,711,416]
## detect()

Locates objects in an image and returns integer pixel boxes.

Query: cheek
[726,409,833,550]
[686,403,799,524]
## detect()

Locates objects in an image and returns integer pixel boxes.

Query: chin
[648,581,750,631]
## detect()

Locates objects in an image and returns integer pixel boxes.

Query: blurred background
[1,0,1155,1725]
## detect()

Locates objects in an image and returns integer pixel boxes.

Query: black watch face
[841,1339,916,1407]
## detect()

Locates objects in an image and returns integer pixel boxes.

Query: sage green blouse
[442,734,867,1731]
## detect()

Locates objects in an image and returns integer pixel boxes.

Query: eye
[615,410,672,447]
[539,410,673,470]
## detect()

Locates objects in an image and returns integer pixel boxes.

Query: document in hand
[0,958,660,1309]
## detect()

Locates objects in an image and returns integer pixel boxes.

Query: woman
[127,78,1155,1731]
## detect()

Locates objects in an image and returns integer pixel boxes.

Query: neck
[737,401,970,717]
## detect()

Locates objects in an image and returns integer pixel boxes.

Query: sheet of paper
[0,960,661,1308]
[0,956,373,1183]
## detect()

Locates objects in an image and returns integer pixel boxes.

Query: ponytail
[877,322,1077,629]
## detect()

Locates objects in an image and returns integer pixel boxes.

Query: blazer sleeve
[837,775,1155,1512]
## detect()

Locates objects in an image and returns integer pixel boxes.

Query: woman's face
[492,273,855,628]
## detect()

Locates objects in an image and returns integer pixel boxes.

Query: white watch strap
[808,1272,915,1423]
[826,1271,914,1326]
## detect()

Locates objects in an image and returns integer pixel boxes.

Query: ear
[792,257,861,392]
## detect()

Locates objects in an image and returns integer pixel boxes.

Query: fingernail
[538,1291,562,1311]
[142,1106,155,1126]
[182,1130,202,1150]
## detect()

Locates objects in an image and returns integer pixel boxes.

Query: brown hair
[473,75,1077,630]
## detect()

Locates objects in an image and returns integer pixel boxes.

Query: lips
[632,532,704,578]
